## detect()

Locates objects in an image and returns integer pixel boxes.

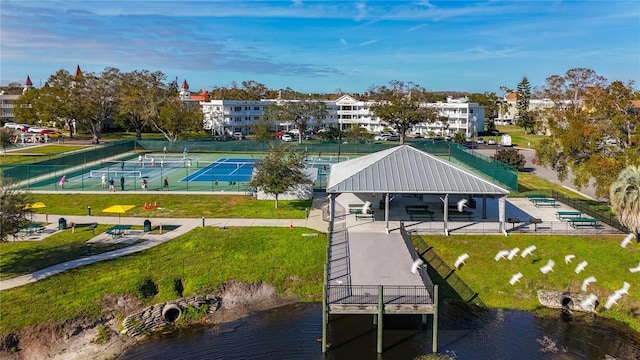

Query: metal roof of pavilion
[326,145,509,195]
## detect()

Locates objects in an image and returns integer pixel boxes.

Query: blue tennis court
[182,158,256,183]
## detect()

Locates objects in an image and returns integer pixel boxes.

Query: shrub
[173,278,184,297]
[136,277,158,299]
[493,148,526,170]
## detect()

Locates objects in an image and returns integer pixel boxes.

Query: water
[117,303,640,360]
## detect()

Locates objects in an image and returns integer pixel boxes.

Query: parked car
[233,132,245,140]
[476,137,485,144]
[26,127,43,134]
[281,133,293,142]
[40,129,62,138]
[3,122,18,129]
[374,133,399,141]
[487,139,496,145]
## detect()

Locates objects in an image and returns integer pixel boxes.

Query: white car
[281,134,293,142]
[27,127,43,133]
[3,122,18,129]
[374,133,399,141]
[476,137,485,144]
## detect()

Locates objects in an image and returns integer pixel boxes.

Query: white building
[197,93,485,138]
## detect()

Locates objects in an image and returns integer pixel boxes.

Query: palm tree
[610,165,640,238]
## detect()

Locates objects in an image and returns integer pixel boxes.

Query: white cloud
[340,38,348,46]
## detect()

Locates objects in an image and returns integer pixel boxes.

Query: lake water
[117,303,640,360]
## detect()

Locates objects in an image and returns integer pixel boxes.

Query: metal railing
[327,285,434,305]
[552,190,628,233]
[410,231,485,307]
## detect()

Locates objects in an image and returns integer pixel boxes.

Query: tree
[0,178,33,242]
[249,144,312,208]
[150,97,203,142]
[251,117,277,142]
[468,92,500,133]
[610,165,640,236]
[369,81,438,144]
[265,100,328,144]
[493,149,526,171]
[515,77,536,133]
[342,126,370,143]
[116,70,168,139]
[453,131,466,144]
[75,67,121,144]
[536,74,639,198]
[0,128,14,156]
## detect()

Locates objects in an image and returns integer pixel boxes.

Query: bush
[136,277,158,299]
[493,148,526,170]
[173,278,184,297]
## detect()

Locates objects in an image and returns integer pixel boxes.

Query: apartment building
[198,93,485,138]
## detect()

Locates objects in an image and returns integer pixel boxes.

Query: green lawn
[416,234,640,332]
[0,224,136,280]
[0,226,326,333]
[495,124,547,149]
[31,194,312,219]
[1,144,88,165]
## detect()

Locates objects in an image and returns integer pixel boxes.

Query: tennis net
[196,161,255,169]
[89,170,142,179]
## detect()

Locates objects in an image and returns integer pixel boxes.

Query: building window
[254,106,260,111]
[234,106,242,112]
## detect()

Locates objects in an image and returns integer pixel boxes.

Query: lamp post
[471,116,477,150]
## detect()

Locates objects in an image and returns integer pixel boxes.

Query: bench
[529,217,543,231]
[407,209,435,221]
[448,211,474,221]
[348,204,365,214]
[507,218,521,230]
[569,217,600,229]
[556,211,582,221]
[355,212,374,221]
[405,205,430,213]
[525,193,548,201]
[531,198,558,207]
[106,225,131,238]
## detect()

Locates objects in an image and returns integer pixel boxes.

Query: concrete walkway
[0,200,329,291]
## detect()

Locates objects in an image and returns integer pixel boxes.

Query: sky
[1,1,639,95]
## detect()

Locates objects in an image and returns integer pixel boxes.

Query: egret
[411,259,424,275]
[494,250,509,261]
[454,253,469,269]
[615,282,631,296]
[507,247,520,260]
[580,294,598,310]
[540,259,555,274]
[521,245,537,258]
[605,292,622,309]
[629,262,640,273]
[574,261,588,274]
[457,198,468,212]
[509,272,523,286]
[564,254,576,264]
[362,201,372,214]
[581,276,597,292]
[621,233,635,248]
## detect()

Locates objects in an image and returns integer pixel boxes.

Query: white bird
[575,260,588,274]
[454,253,469,269]
[629,262,640,273]
[521,245,537,258]
[411,259,424,275]
[495,250,509,261]
[540,259,555,274]
[507,247,520,260]
[581,276,597,292]
[565,254,576,264]
[362,201,372,214]
[457,198,468,212]
[615,282,631,296]
[580,294,598,310]
[605,292,623,309]
[621,233,635,248]
[509,272,523,286]
[335,280,344,284]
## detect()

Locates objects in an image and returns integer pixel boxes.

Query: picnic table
[529,217,543,231]
[20,222,45,235]
[531,198,558,207]
[569,217,600,229]
[556,211,582,221]
[448,211,475,221]
[106,225,131,238]
[355,212,374,221]
[407,208,435,221]
[348,203,366,214]
[507,218,521,230]
[525,193,548,201]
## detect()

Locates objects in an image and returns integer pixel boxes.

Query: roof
[326,145,509,195]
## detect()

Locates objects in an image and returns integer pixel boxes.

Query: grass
[0,224,138,280]
[0,226,326,333]
[495,124,546,149]
[30,194,312,219]
[414,234,640,332]
[1,145,87,165]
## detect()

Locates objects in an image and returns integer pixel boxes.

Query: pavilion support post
[329,194,336,233]
[498,196,507,235]
[482,195,487,219]
[432,285,439,353]
[422,314,427,327]
[377,285,384,354]
[385,193,390,233]
[443,194,449,236]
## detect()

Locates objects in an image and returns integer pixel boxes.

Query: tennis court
[184,158,256,183]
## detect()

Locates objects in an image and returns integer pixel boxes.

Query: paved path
[0,202,328,291]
